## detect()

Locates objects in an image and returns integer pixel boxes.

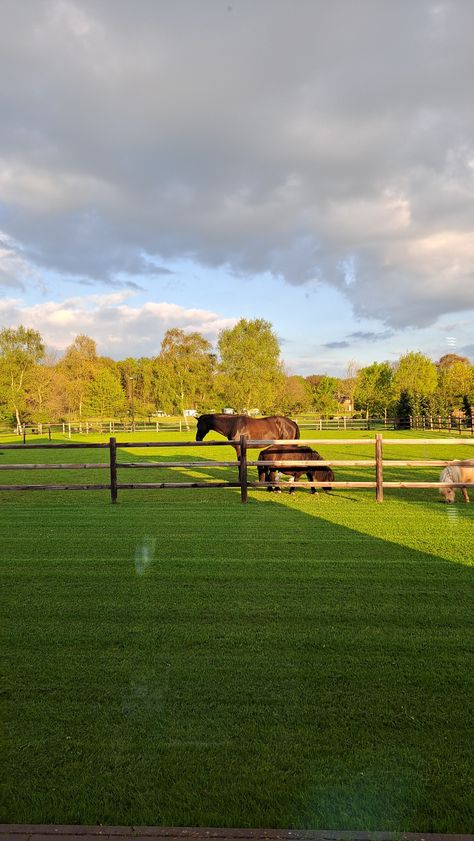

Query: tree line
[0,320,473,427]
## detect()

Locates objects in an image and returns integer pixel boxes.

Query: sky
[1,0,473,377]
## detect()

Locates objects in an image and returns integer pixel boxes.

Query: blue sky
[1,0,473,376]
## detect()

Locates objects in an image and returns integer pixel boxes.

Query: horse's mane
[440,465,461,483]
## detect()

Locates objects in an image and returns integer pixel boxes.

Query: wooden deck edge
[0,828,472,841]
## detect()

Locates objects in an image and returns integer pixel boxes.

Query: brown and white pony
[439,464,474,503]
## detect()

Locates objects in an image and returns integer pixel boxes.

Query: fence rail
[0,435,473,503]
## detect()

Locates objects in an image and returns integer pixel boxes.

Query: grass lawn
[1,430,473,831]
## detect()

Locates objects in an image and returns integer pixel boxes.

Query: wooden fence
[0,435,473,503]
[0,419,189,442]
[1,413,473,442]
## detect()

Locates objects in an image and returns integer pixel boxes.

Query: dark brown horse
[258,444,334,494]
[196,413,300,456]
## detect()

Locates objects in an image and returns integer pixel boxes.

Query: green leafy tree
[84,366,126,418]
[395,389,413,428]
[0,325,45,429]
[61,335,98,420]
[117,357,157,418]
[156,329,216,416]
[354,361,395,418]
[306,375,339,417]
[435,357,474,416]
[217,318,284,413]
[27,353,62,423]
[393,351,438,416]
[151,356,179,415]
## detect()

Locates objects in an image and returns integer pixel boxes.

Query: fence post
[375,433,383,503]
[48,424,51,441]
[109,436,118,504]
[240,434,248,503]
[23,424,26,444]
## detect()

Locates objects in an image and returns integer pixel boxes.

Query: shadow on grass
[115,441,241,486]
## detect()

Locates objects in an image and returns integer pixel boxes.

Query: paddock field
[1,430,473,832]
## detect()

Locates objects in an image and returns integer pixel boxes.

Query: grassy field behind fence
[1,430,473,831]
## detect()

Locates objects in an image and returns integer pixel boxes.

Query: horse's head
[318,466,335,492]
[195,415,209,441]
[439,484,456,503]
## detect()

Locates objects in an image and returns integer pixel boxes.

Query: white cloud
[0,293,237,357]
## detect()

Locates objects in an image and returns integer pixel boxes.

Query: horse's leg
[288,474,296,494]
[461,486,470,502]
[269,468,280,492]
[308,471,318,495]
[231,438,241,482]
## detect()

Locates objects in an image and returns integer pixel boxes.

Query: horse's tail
[294,422,300,439]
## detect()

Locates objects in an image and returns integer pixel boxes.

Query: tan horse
[439,464,474,503]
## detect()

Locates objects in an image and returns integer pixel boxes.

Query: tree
[435,357,474,416]
[462,394,472,424]
[354,362,395,418]
[27,353,61,423]
[157,328,216,417]
[306,375,339,417]
[217,319,284,413]
[392,351,438,416]
[278,375,312,414]
[0,325,45,429]
[395,389,413,429]
[437,353,470,369]
[84,366,126,418]
[118,357,157,418]
[340,359,359,412]
[61,335,98,420]
[151,356,180,415]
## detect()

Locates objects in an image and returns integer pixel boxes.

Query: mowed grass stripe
[1,433,473,830]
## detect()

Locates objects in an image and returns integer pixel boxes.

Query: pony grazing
[258,444,334,494]
[195,413,300,455]
[439,464,474,503]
